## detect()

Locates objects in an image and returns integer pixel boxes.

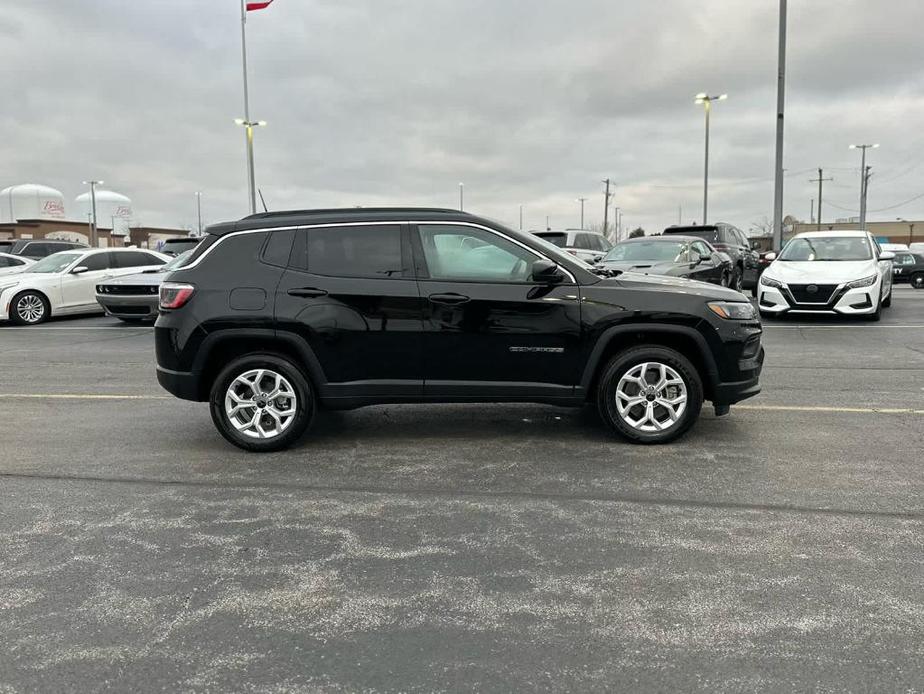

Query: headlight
[760,275,782,288]
[707,301,757,320]
[846,274,877,289]
[0,281,20,294]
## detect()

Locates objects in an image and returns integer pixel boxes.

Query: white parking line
[0,326,152,331]
[737,404,924,415]
[763,324,924,329]
[0,393,168,400]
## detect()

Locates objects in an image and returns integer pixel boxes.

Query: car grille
[97,284,159,296]
[787,284,837,304]
[112,305,153,315]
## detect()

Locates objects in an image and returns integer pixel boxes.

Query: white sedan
[0,252,35,276]
[757,230,894,321]
[0,248,170,325]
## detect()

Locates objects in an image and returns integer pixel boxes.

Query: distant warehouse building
[0,182,191,250]
[749,216,923,250]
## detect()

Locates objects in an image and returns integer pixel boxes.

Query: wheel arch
[9,287,52,320]
[580,324,719,402]
[192,328,326,401]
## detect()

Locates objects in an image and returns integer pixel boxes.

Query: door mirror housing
[71,266,89,275]
[880,251,895,261]
[764,252,777,261]
[531,259,565,284]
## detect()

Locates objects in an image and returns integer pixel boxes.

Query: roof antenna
[258,189,269,212]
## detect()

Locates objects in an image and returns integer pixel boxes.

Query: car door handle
[428,293,470,305]
[287,287,328,298]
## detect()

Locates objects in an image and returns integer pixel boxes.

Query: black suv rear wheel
[597,345,703,444]
[209,353,315,452]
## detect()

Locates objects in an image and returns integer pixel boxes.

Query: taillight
[159,282,195,310]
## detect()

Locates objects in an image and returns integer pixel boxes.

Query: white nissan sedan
[0,248,169,325]
[757,230,894,321]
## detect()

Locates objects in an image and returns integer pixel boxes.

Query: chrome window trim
[178,219,579,283]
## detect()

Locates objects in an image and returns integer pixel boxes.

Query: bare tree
[749,216,772,236]
[628,227,645,238]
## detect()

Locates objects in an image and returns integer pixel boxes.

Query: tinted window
[604,241,686,262]
[663,227,719,243]
[292,225,404,278]
[0,256,11,267]
[417,224,537,282]
[692,241,712,257]
[533,232,567,247]
[894,253,915,265]
[262,229,295,267]
[113,251,165,268]
[573,234,593,250]
[80,253,111,271]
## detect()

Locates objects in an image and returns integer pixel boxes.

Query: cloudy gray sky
[2,0,923,234]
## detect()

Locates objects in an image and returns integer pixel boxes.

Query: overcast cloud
[2,0,924,234]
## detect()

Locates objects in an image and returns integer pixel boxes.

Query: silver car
[95,250,194,322]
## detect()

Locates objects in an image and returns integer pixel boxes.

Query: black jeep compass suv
[155,208,763,452]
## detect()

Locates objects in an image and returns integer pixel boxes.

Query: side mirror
[764,252,777,261]
[531,259,564,284]
[880,251,895,261]
[71,266,89,275]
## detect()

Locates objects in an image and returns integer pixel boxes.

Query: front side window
[691,241,713,258]
[80,253,111,272]
[28,252,82,273]
[894,253,914,265]
[292,225,404,278]
[417,224,537,282]
[779,237,873,261]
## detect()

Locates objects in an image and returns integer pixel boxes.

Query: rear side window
[291,225,404,278]
[262,229,296,267]
[534,232,567,248]
[80,253,111,271]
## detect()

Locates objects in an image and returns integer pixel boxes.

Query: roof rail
[242,206,462,220]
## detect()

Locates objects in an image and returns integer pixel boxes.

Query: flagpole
[240,0,256,214]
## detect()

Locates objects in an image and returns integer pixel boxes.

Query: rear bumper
[156,365,201,401]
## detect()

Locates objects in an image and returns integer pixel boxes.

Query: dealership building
[0,183,192,251]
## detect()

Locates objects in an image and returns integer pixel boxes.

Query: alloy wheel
[614,361,688,432]
[224,368,298,439]
[16,294,45,324]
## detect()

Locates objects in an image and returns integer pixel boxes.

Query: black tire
[731,267,743,292]
[911,273,924,289]
[209,353,315,452]
[882,289,892,308]
[719,271,730,287]
[9,290,50,325]
[865,299,882,322]
[596,345,703,445]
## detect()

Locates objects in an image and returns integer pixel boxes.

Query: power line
[824,190,924,214]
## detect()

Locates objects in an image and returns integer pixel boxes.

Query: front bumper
[757,279,881,315]
[712,346,763,405]
[96,293,159,319]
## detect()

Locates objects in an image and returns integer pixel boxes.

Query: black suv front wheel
[597,345,703,444]
[209,353,315,452]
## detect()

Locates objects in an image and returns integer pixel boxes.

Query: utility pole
[601,179,612,236]
[810,198,814,224]
[678,204,682,225]
[809,169,833,230]
[771,0,787,250]
[612,206,621,242]
[519,204,523,231]
[860,166,873,229]
[196,192,202,234]
[545,215,550,231]
[459,182,464,211]
[577,197,587,229]
[849,144,878,230]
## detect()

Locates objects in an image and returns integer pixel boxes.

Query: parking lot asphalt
[1,287,923,692]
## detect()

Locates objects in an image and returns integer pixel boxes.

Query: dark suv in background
[0,239,88,259]
[156,208,764,452]
[663,224,760,294]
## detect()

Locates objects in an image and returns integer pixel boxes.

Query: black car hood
[599,270,746,301]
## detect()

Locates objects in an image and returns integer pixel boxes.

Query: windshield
[533,232,567,248]
[604,241,685,263]
[27,252,81,273]
[779,236,873,261]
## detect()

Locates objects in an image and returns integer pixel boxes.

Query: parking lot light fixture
[694,93,727,225]
[82,180,104,248]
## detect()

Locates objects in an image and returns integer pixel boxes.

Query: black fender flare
[190,328,328,388]
[579,323,720,392]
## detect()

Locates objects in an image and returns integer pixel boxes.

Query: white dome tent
[0,183,67,222]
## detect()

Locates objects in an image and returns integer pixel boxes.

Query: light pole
[519,204,523,230]
[577,197,587,229]
[235,119,266,214]
[694,93,727,224]
[459,183,464,211]
[612,206,621,242]
[771,0,787,250]
[196,192,203,234]
[849,144,878,229]
[82,180,103,248]
[897,218,915,246]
